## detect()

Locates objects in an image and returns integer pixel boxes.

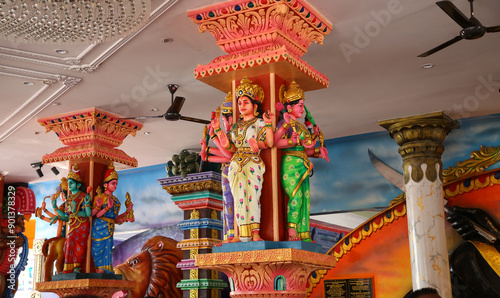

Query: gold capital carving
[380,112,459,184]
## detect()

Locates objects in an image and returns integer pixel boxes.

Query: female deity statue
[91,165,134,273]
[201,93,235,243]
[53,165,92,273]
[212,77,274,242]
[274,81,329,242]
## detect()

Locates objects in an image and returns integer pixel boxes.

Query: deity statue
[35,177,68,279]
[91,165,134,273]
[274,81,329,242]
[201,92,235,243]
[211,77,274,242]
[53,165,92,273]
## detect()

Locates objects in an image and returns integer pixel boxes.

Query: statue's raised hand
[248,138,259,153]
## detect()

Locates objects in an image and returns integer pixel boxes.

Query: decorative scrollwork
[443,145,500,184]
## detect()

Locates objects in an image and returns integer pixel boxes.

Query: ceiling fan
[123,84,210,124]
[418,0,500,57]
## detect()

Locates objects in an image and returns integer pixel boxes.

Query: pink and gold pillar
[188,1,336,296]
[380,112,459,298]
[38,107,142,273]
[188,0,332,242]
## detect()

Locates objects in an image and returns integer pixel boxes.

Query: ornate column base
[36,278,136,298]
[196,246,335,297]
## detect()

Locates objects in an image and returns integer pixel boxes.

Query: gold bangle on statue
[311,133,317,139]
[282,123,290,130]
[214,127,222,133]
[265,123,272,129]
[288,139,295,146]
[210,134,217,140]
[207,147,211,154]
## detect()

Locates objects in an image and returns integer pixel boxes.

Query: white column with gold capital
[380,112,460,298]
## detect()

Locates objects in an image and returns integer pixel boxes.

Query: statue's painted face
[105,179,118,193]
[237,96,256,118]
[67,179,81,194]
[290,99,305,118]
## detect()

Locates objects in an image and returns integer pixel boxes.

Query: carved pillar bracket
[38,107,143,167]
[196,248,335,297]
[188,0,333,92]
[379,111,460,298]
[381,112,460,185]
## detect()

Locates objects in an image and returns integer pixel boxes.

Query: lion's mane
[141,236,183,298]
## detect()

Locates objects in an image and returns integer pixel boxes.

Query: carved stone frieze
[196,248,335,297]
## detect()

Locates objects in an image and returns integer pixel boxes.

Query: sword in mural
[368,148,497,243]
[368,148,405,192]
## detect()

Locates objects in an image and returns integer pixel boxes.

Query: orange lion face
[114,250,152,298]
[114,236,183,298]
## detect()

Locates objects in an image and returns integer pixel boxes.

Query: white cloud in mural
[348,194,388,208]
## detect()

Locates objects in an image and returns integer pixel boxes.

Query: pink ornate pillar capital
[188,0,332,92]
[38,107,143,167]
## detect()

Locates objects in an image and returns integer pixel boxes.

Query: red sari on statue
[62,190,90,273]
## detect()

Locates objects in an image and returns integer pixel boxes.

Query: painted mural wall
[30,164,183,242]
[29,113,500,242]
[309,113,500,214]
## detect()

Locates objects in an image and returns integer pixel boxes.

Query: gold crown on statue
[279,81,305,104]
[103,165,119,183]
[221,92,233,115]
[235,77,264,103]
[67,165,82,182]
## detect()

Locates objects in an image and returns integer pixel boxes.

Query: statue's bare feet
[252,231,263,241]
[229,236,241,243]
[220,236,234,245]
[288,227,301,241]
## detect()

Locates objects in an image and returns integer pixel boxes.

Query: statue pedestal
[36,278,136,298]
[196,242,336,297]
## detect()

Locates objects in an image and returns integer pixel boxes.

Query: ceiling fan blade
[486,25,500,33]
[436,1,474,28]
[179,116,211,125]
[167,96,185,114]
[120,115,164,120]
[417,35,463,57]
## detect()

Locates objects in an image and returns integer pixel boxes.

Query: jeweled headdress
[221,92,233,115]
[67,165,82,182]
[279,81,305,104]
[235,77,264,103]
[103,165,119,183]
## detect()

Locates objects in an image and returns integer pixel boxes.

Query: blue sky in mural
[29,113,500,237]
[29,164,182,240]
[308,113,500,214]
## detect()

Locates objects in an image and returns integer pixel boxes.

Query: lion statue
[114,236,183,298]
